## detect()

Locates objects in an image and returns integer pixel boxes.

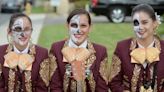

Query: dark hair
[8,13,32,31]
[67,8,91,25]
[131,4,156,21]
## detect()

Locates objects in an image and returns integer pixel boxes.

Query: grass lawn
[31,6,45,13]
[38,23,164,61]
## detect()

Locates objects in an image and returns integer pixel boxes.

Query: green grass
[31,6,45,13]
[38,23,164,61]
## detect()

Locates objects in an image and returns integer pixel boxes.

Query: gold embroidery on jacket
[16,81,20,92]
[40,58,50,86]
[88,72,95,92]
[123,75,130,88]
[86,53,96,92]
[63,74,69,92]
[63,40,96,92]
[130,37,161,92]
[8,69,16,92]
[49,53,57,80]
[70,79,76,92]
[123,90,130,92]
[159,78,164,91]
[109,54,121,82]
[25,71,32,92]
[131,64,141,92]
[149,64,158,92]
[99,57,108,84]
[5,43,35,92]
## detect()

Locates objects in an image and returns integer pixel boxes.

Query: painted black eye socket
[133,19,139,26]
[13,27,22,32]
[70,23,78,28]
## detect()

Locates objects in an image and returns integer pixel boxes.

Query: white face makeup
[69,15,81,43]
[133,13,142,38]
[11,18,31,46]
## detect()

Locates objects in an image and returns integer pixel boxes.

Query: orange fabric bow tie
[130,47,160,64]
[4,52,34,71]
[62,46,91,81]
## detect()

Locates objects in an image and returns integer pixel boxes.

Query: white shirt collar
[13,43,29,54]
[68,39,88,48]
[138,39,155,48]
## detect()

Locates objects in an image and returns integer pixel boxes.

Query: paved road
[0,13,11,25]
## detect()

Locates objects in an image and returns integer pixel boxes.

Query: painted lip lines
[74,33,84,39]
[18,35,28,42]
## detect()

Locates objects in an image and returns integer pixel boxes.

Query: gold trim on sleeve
[8,69,16,92]
[49,53,57,80]
[99,57,109,84]
[63,74,70,92]
[39,58,50,86]
[131,64,141,92]
[108,54,121,82]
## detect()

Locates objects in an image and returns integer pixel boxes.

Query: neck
[137,36,154,48]
[14,43,28,52]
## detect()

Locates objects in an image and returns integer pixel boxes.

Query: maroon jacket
[109,38,164,92]
[0,44,49,92]
[49,40,109,92]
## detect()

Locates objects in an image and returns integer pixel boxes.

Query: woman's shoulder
[51,40,65,48]
[117,38,132,46]
[114,38,133,52]
[34,45,48,56]
[92,43,106,50]
[35,45,48,52]
[0,44,9,53]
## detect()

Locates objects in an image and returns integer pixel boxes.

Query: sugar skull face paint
[132,12,156,40]
[68,14,91,45]
[11,17,32,46]
[133,13,142,38]
[69,15,81,43]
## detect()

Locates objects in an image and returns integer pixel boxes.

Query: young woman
[0,13,49,92]
[49,9,109,92]
[109,4,163,92]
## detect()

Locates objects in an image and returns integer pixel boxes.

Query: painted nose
[77,30,80,34]
[20,32,25,37]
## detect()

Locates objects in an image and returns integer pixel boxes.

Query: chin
[18,40,29,46]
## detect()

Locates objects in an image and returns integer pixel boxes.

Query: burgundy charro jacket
[49,40,109,92]
[0,44,49,92]
[109,38,164,92]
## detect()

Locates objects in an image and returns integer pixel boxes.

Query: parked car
[90,0,164,23]
[0,0,24,13]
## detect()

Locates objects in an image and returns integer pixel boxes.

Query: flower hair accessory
[155,12,161,24]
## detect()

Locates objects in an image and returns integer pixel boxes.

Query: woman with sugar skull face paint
[0,13,49,92]
[109,4,164,92]
[49,9,109,92]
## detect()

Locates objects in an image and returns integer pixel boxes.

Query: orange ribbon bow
[130,47,160,64]
[4,52,34,71]
[62,46,91,81]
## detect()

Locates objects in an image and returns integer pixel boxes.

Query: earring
[29,37,33,44]
[154,32,157,35]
